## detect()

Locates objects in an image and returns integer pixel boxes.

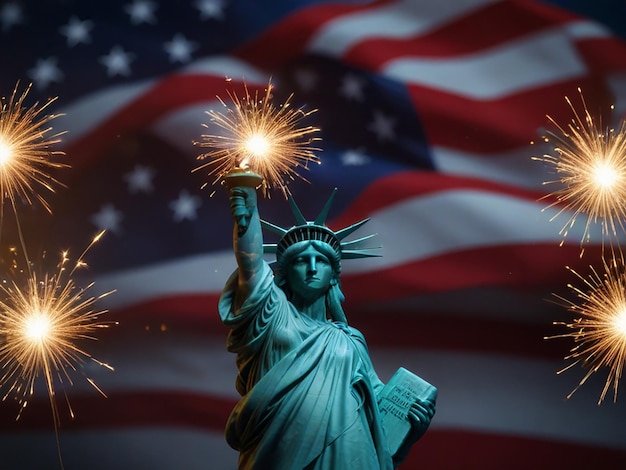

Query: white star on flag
[195,0,226,20]
[341,149,371,166]
[91,204,123,234]
[59,16,93,47]
[340,74,366,101]
[164,34,197,63]
[126,0,158,25]
[0,2,22,32]
[28,57,64,89]
[125,165,156,194]
[368,110,396,142]
[169,190,202,222]
[100,46,135,77]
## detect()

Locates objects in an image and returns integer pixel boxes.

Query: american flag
[1,0,626,468]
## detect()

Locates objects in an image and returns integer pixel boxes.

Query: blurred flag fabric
[1,0,626,468]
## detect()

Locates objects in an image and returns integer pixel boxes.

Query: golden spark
[194,81,321,196]
[0,82,68,218]
[548,257,626,404]
[0,231,115,426]
[533,88,626,252]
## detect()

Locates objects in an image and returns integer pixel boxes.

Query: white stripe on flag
[308,0,500,56]
[383,29,586,99]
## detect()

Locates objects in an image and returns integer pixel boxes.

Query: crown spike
[287,194,307,226]
[314,188,338,226]
[263,189,380,262]
[261,219,289,236]
[335,218,370,241]
[340,233,379,249]
[341,250,381,259]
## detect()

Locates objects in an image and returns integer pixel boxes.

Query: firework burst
[548,257,626,404]
[0,82,68,218]
[0,231,115,425]
[533,88,626,252]
[194,81,321,196]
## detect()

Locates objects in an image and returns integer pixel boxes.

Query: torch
[194,81,321,199]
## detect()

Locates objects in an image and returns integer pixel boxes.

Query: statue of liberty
[218,177,436,469]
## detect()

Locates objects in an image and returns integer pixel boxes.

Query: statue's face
[286,244,334,302]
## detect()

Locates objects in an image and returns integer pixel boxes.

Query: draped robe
[219,262,395,469]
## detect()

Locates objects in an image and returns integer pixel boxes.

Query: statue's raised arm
[227,184,264,305]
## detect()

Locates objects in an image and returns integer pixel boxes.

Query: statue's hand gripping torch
[223,167,263,236]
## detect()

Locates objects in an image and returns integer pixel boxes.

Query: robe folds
[219,262,395,469]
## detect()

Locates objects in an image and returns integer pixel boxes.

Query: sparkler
[533,88,626,252]
[194,81,321,196]
[0,82,68,217]
[0,84,108,467]
[0,231,115,427]
[548,257,626,404]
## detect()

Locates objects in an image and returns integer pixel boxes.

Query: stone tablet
[378,367,438,455]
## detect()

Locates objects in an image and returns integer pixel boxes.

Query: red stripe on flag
[234,0,397,69]
[65,76,265,167]
[329,171,545,222]
[0,391,234,432]
[406,77,614,153]
[4,394,625,469]
[95,292,566,360]
[406,428,626,469]
[343,0,578,65]
[340,244,600,300]
[575,37,626,74]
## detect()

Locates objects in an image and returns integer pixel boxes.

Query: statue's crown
[261,188,380,261]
